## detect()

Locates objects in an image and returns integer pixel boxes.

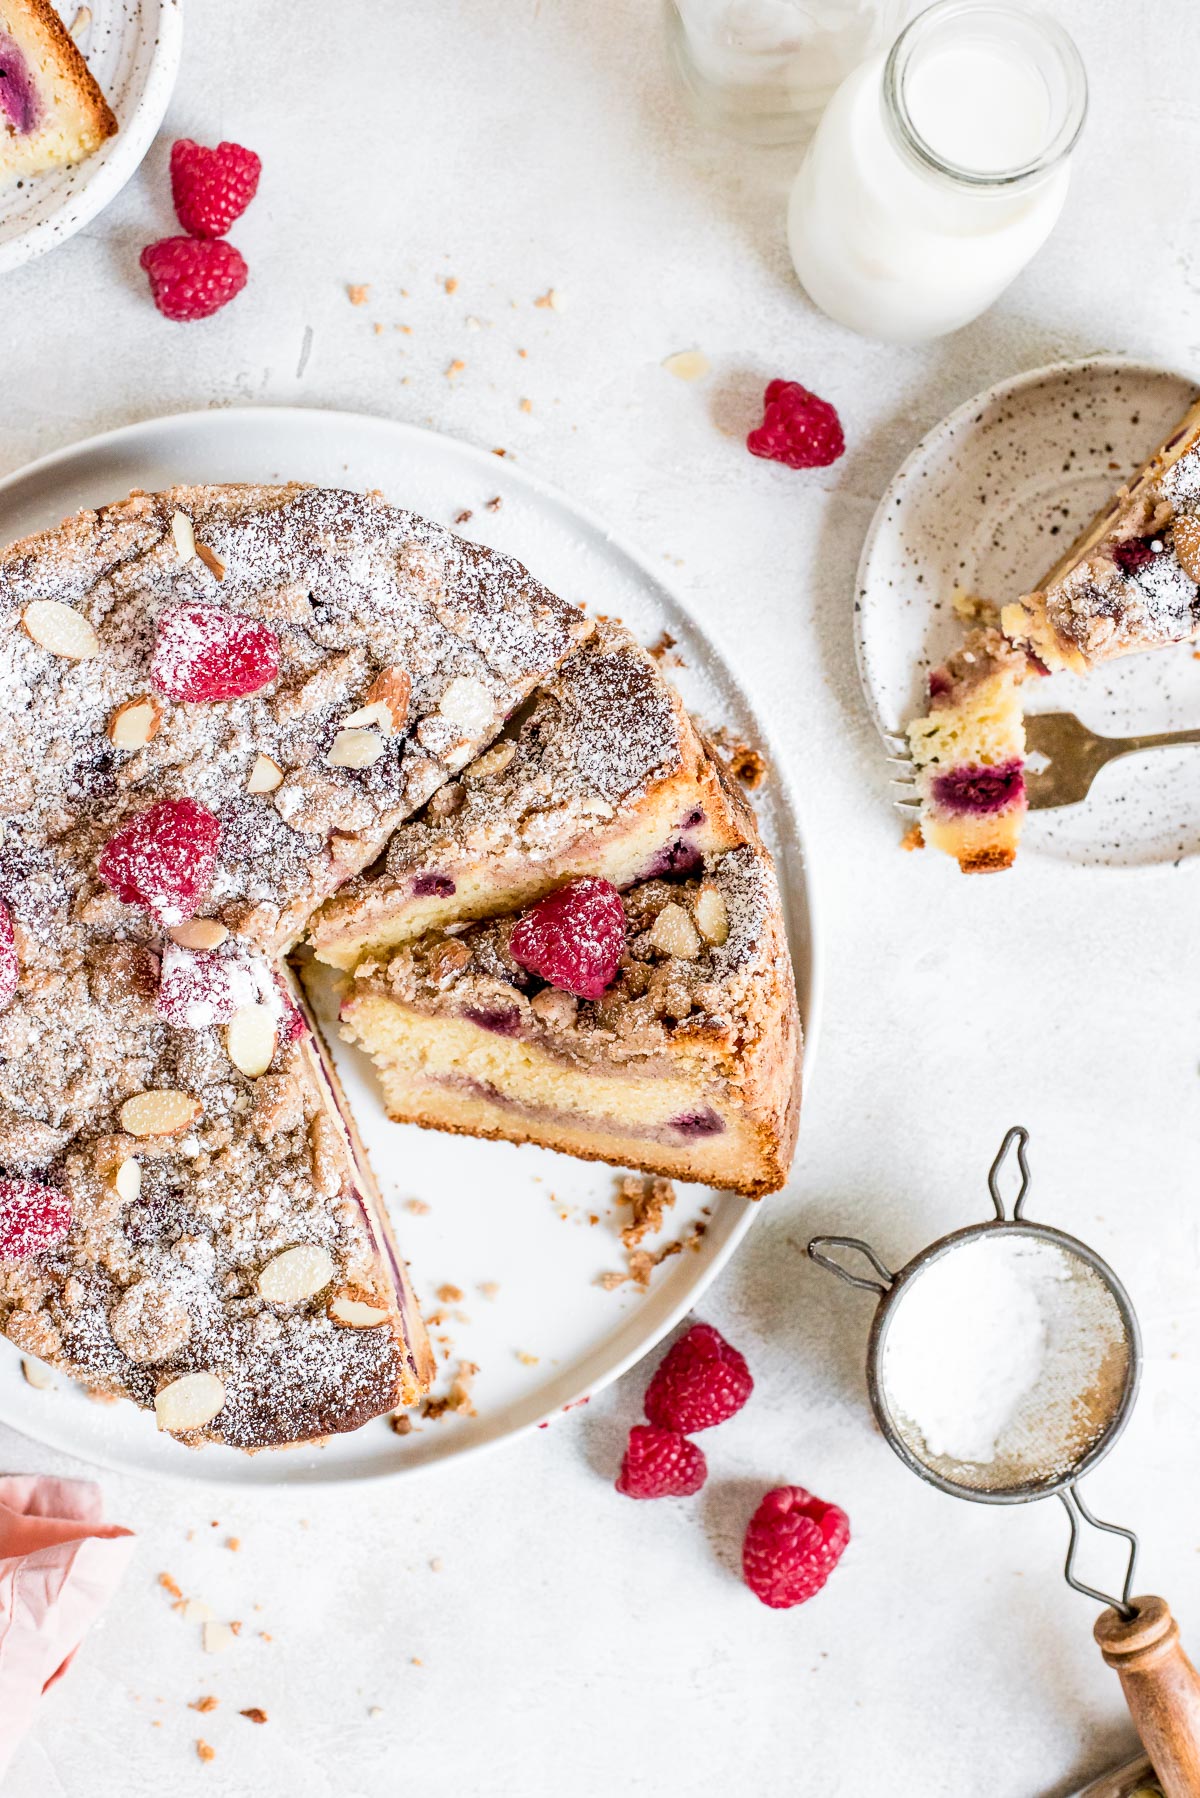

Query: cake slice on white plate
[0,0,117,188]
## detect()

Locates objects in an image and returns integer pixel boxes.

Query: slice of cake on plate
[1001,396,1200,672]
[0,0,117,187]
[339,840,801,1198]
[905,628,1032,873]
[309,619,753,970]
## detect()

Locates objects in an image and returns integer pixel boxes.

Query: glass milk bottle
[787,0,1087,341]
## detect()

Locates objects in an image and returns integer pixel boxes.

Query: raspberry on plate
[616,1424,707,1499]
[0,899,17,1009]
[151,606,280,703]
[509,876,626,1000]
[98,798,221,924]
[140,236,249,323]
[747,379,845,470]
[742,1486,850,1609]
[644,1321,753,1432]
[170,138,262,239]
[0,1179,71,1261]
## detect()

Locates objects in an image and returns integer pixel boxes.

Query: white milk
[788,2,1087,342]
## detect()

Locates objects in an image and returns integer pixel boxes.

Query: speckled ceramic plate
[0,405,818,1485]
[0,0,182,274]
[857,358,1200,871]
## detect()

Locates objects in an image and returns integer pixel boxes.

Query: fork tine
[882,731,909,753]
[893,798,921,814]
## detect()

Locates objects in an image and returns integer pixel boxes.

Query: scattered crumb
[900,823,925,852]
[436,1284,464,1303]
[492,447,509,458]
[534,287,564,311]
[445,358,466,380]
[422,1394,451,1420]
[453,509,473,525]
[466,315,482,330]
[647,629,676,660]
[368,1705,384,1718]
[421,1358,479,1419]
[240,1708,268,1726]
[485,495,502,512]
[516,1351,539,1366]
[662,349,711,382]
[347,284,370,306]
[950,586,1000,625]
[616,1174,676,1249]
[444,276,459,294]
[412,1656,423,1666]
[478,1281,500,1300]
[517,347,527,359]
[229,1621,243,1636]
[396,323,412,334]
[519,398,533,414]
[389,1412,415,1436]
[189,1696,219,1714]
[225,1536,241,1552]
[430,1557,444,1572]
[158,1572,183,1600]
[196,1741,215,1764]
[406,1198,431,1216]
[597,1271,625,1292]
[600,1220,708,1291]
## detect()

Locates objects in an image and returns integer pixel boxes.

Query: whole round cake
[0,482,801,1450]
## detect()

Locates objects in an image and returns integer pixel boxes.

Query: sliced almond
[155,1370,225,1432]
[662,349,711,382]
[330,1295,389,1328]
[327,727,385,769]
[226,1004,277,1078]
[648,902,700,960]
[107,694,163,751]
[168,919,229,951]
[694,884,729,946]
[21,1356,55,1390]
[340,699,395,735]
[120,1089,203,1139]
[1173,513,1200,583]
[437,674,494,736]
[363,665,411,731]
[258,1244,335,1304]
[202,1620,236,1654]
[464,738,516,780]
[181,1598,213,1624]
[246,753,284,793]
[22,600,100,660]
[113,1157,142,1202]
[195,542,225,581]
[171,510,197,562]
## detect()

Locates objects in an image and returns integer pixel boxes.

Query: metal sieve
[810,1128,1200,1798]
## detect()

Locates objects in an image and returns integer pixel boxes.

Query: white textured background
[2,1,1200,1792]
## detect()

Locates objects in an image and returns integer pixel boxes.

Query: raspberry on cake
[906,629,1032,874]
[1001,396,1200,672]
[309,620,754,970]
[339,841,802,1198]
[0,0,117,188]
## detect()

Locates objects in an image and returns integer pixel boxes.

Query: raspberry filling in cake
[339,845,801,1198]
[0,29,37,132]
[929,759,1025,816]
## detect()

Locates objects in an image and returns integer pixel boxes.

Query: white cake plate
[856,357,1200,871]
[0,0,182,274]
[0,406,819,1485]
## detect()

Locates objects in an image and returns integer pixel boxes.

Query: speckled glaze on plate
[0,0,182,274]
[857,358,1200,872]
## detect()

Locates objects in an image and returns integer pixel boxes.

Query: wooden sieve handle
[1095,1596,1200,1797]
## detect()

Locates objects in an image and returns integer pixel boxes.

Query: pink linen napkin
[0,1476,135,1775]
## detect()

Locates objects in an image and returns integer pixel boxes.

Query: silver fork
[886,714,1200,814]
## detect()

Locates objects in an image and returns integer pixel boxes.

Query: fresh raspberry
[509,877,626,999]
[1111,535,1157,575]
[170,138,262,239]
[0,899,17,1009]
[98,799,220,924]
[151,607,280,703]
[644,1322,753,1433]
[747,379,845,470]
[140,236,248,322]
[742,1486,850,1609]
[616,1425,707,1499]
[0,1179,71,1261]
[155,943,242,1029]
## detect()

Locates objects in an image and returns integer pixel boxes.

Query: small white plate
[856,358,1200,871]
[0,405,819,1485]
[0,0,182,274]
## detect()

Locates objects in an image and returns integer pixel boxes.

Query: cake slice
[309,619,753,970]
[906,628,1032,873]
[339,841,801,1198]
[0,0,117,188]
[1002,397,1200,672]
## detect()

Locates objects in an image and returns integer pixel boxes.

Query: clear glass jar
[665,0,912,145]
[787,0,1088,341]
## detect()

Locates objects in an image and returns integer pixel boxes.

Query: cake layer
[1001,398,1200,672]
[0,0,117,187]
[310,620,753,969]
[340,844,802,1198]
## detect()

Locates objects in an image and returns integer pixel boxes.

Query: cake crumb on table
[189,1696,219,1714]
[196,1740,216,1764]
[239,1708,268,1725]
[346,283,370,305]
[158,1572,183,1600]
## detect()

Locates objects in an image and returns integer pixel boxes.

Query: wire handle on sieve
[987,1123,1032,1220]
